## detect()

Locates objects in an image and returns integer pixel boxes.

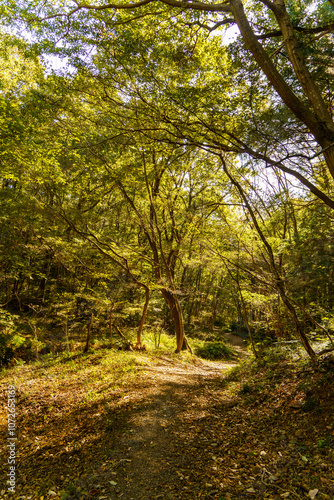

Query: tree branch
[257,22,334,40]
[73,0,232,13]
[185,18,235,32]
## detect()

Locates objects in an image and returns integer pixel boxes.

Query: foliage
[0,309,20,364]
[0,337,333,499]
[194,340,234,360]
[1,9,334,497]
[0,3,333,358]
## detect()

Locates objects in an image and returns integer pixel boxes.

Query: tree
[3,0,334,208]
[1,3,334,361]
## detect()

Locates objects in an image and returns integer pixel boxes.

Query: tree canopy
[0,0,334,360]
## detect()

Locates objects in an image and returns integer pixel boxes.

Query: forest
[0,0,334,499]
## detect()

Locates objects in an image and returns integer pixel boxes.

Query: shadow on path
[103,359,235,500]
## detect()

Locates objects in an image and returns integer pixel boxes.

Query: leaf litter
[0,349,333,500]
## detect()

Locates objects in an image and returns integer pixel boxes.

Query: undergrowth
[0,334,333,499]
[193,340,235,360]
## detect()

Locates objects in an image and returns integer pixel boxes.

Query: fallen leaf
[308,489,319,499]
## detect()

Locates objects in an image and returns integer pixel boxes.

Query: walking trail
[101,355,239,500]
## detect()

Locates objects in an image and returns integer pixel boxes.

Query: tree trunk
[161,288,190,353]
[64,317,70,353]
[136,285,150,346]
[83,313,94,353]
[231,0,334,180]
[276,284,317,362]
[236,273,258,358]
[210,295,218,333]
[222,158,317,362]
[323,146,334,181]
[109,307,113,348]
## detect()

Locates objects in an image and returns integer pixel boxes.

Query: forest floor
[0,337,334,500]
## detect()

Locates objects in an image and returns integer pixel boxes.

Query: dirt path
[2,342,333,500]
[98,357,236,500]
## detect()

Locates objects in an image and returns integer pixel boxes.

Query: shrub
[240,382,252,394]
[0,309,19,366]
[195,341,233,360]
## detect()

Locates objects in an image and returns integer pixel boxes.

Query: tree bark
[109,307,113,348]
[276,283,317,361]
[83,313,94,353]
[231,0,334,178]
[136,284,150,346]
[272,0,334,127]
[161,288,189,353]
